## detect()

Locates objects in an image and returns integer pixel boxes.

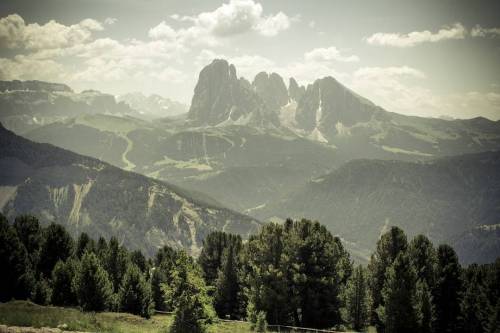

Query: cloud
[0,55,66,81]
[471,24,500,38]
[0,14,104,50]
[349,66,500,120]
[366,23,466,47]
[354,66,426,80]
[104,17,118,25]
[255,12,291,36]
[197,0,264,36]
[150,0,293,48]
[304,46,360,63]
[350,66,437,116]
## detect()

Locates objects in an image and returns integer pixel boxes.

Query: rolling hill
[253,152,500,264]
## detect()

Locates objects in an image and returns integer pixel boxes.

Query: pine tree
[415,280,434,333]
[380,252,418,333]
[214,244,241,319]
[32,276,52,305]
[151,267,167,311]
[198,231,242,287]
[96,236,108,263]
[487,301,500,333]
[434,244,462,333]
[343,265,370,331]
[459,265,489,333]
[167,252,214,333]
[13,215,42,267]
[409,235,437,287]
[368,226,408,330]
[119,264,153,318]
[75,232,95,259]
[104,236,129,293]
[244,222,292,325]
[75,251,113,312]
[38,223,74,277]
[130,250,147,273]
[0,214,31,301]
[51,259,78,306]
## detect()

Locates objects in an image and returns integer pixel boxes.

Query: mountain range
[1,59,499,262]
[0,123,259,256]
[117,92,188,119]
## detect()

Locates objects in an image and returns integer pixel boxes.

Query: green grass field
[0,301,252,333]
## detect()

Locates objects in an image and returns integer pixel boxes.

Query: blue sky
[1,0,500,119]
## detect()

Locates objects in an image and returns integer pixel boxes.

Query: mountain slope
[0,123,260,256]
[0,81,142,134]
[26,118,340,211]
[254,152,500,264]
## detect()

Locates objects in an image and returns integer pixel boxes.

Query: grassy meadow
[0,301,252,333]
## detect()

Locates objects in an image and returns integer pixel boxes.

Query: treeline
[1,214,499,333]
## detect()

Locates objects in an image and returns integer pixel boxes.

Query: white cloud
[354,66,426,80]
[148,22,177,40]
[104,17,118,25]
[471,24,500,38]
[0,13,191,92]
[349,66,500,120]
[0,14,104,50]
[0,55,66,81]
[255,12,291,36]
[366,23,466,47]
[150,0,293,48]
[350,66,437,116]
[305,46,360,63]
[152,67,187,82]
[197,0,264,36]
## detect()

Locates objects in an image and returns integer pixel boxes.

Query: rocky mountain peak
[252,71,288,115]
[187,59,275,127]
[295,76,375,134]
[288,77,305,102]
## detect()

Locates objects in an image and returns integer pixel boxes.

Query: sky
[1,0,500,120]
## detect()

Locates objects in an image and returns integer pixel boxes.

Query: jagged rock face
[288,77,305,102]
[187,59,271,126]
[0,123,260,256]
[295,77,374,133]
[252,72,288,113]
[0,80,72,93]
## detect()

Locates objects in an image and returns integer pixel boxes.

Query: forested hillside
[0,123,259,256]
[1,214,498,333]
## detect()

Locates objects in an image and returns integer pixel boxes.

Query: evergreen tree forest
[1,213,499,333]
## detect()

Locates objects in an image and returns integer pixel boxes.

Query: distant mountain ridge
[0,122,260,256]
[253,151,500,264]
[0,80,72,93]
[117,92,187,119]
